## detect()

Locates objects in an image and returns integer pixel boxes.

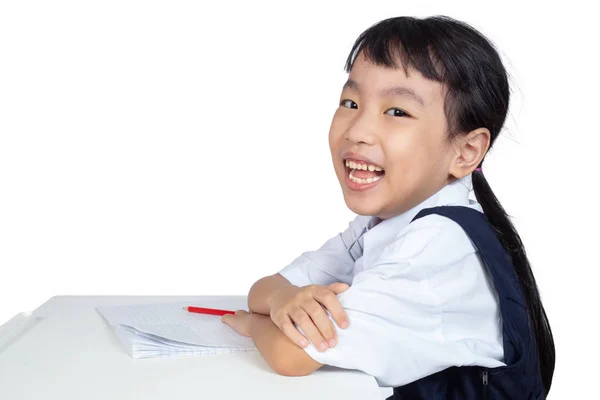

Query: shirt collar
[361,174,474,257]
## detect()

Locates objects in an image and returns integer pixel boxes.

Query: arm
[286,218,503,385]
[248,313,323,376]
[227,219,450,377]
[247,273,292,315]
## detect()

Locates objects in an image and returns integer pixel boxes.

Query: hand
[221,310,253,337]
[269,283,350,352]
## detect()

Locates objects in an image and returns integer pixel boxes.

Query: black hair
[342,15,555,394]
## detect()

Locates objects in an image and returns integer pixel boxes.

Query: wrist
[268,283,294,310]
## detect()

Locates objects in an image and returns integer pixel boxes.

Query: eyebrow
[342,78,425,107]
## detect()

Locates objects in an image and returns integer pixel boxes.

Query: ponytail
[472,169,556,394]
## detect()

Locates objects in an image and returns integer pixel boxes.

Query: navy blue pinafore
[388,206,546,400]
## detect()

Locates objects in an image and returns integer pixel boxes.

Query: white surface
[1,2,598,398]
[0,312,40,354]
[0,296,384,400]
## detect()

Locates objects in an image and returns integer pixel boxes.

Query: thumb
[327,282,350,294]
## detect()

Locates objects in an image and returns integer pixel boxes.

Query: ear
[448,128,490,179]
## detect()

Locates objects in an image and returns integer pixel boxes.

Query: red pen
[184,306,236,316]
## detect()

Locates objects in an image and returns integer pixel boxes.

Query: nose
[343,115,377,145]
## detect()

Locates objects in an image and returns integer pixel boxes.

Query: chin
[343,196,380,217]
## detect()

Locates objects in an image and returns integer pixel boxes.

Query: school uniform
[278,174,545,398]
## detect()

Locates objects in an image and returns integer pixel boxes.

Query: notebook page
[113,325,257,358]
[97,301,256,348]
[120,324,254,350]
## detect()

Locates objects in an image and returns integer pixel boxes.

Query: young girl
[222,15,555,399]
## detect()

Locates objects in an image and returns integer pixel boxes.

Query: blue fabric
[388,206,545,400]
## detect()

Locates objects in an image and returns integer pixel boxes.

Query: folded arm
[247,312,324,376]
[286,216,505,386]
[247,273,292,315]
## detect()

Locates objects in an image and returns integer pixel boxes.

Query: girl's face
[329,51,457,219]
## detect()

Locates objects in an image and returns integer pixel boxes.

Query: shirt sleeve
[278,215,371,287]
[298,215,505,387]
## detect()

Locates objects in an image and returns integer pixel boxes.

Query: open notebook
[96,301,257,359]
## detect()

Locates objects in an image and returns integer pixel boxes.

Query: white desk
[0,296,386,399]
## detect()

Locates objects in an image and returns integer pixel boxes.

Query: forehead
[345,51,445,109]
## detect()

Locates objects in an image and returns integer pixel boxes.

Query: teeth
[345,159,384,172]
[349,169,383,184]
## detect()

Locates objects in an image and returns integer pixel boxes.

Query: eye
[385,108,410,117]
[339,100,410,118]
[339,99,357,109]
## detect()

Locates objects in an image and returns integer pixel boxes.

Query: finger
[221,314,234,326]
[315,288,349,329]
[302,301,337,348]
[274,315,309,348]
[327,282,350,295]
[289,307,328,352]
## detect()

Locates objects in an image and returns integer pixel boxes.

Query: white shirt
[278,175,505,388]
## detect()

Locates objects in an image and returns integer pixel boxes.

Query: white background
[1,0,598,397]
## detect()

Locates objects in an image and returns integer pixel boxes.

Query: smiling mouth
[343,159,385,188]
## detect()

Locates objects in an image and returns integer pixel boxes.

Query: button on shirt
[278,175,506,388]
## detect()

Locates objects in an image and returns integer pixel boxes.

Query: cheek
[384,134,424,166]
[328,130,343,171]
[328,124,345,153]
[328,129,336,149]
[383,134,441,182]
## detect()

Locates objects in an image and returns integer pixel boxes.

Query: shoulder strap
[411,206,531,365]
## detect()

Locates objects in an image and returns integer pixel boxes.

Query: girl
[222,15,555,399]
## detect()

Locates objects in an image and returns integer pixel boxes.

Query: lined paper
[97,302,257,358]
